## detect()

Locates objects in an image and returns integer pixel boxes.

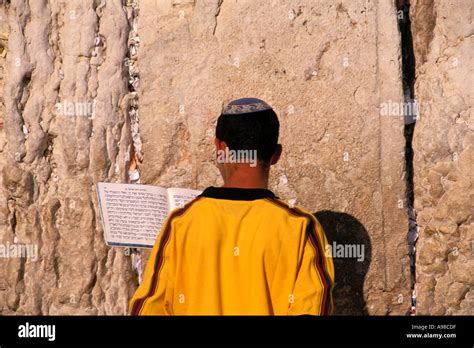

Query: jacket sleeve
[288,216,335,315]
[128,214,176,316]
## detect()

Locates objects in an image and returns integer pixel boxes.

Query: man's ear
[214,138,227,151]
[270,144,282,165]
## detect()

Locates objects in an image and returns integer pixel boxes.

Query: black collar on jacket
[199,186,277,201]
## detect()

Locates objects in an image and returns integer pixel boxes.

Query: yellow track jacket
[129,187,334,315]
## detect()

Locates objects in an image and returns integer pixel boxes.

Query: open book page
[167,187,202,211]
[97,182,169,248]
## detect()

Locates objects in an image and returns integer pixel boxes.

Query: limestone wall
[0,0,136,315]
[6,0,470,315]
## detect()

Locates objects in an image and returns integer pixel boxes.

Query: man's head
[215,98,282,188]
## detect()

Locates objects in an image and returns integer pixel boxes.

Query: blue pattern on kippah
[223,98,273,115]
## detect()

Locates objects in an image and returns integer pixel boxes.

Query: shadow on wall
[314,211,372,315]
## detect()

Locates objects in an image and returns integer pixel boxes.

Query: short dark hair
[216,109,280,163]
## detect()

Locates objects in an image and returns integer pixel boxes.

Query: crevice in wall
[397,0,418,315]
[125,0,142,184]
[124,0,144,285]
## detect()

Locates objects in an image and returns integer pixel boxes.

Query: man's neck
[222,166,269,189]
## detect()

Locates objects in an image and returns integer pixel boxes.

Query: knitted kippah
[222,98,273,115]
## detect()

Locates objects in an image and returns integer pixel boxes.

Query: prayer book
[96,182,201,248]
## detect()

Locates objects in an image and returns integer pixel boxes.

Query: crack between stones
[397,0,418,316]
[124,0,144,287]
[125,0,142,173]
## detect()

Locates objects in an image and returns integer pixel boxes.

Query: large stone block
[0,0,136,315]
[412,0,473,315]
[138,0,409,314]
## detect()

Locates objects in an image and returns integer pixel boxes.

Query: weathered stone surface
[0,0,416,315]
[412,0,474,315]
[138,0,409,315]
[0,0,136,315]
